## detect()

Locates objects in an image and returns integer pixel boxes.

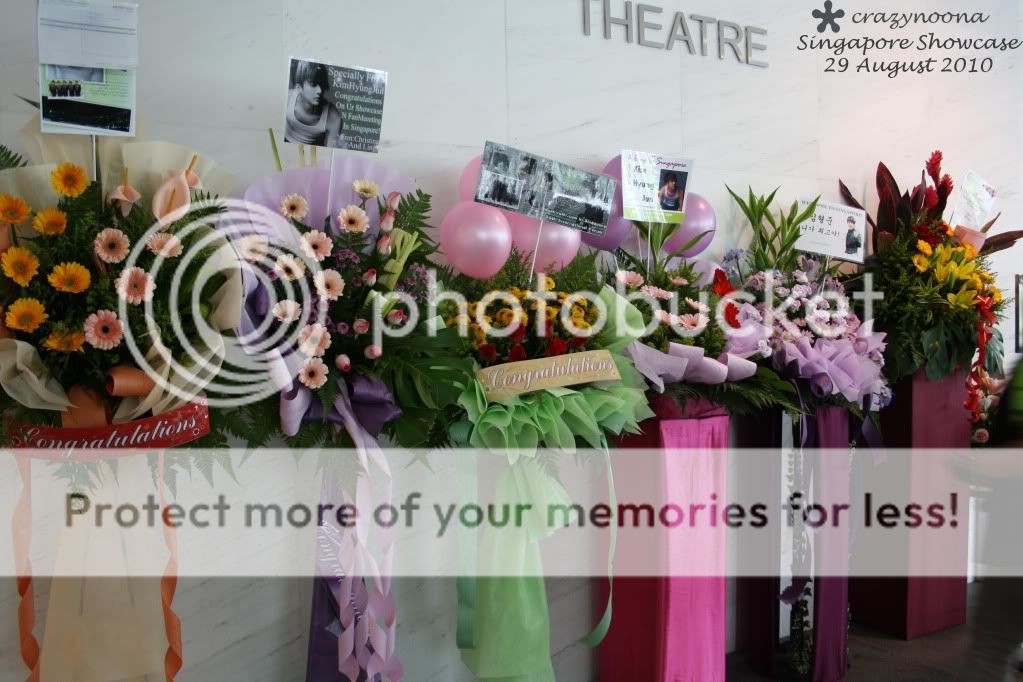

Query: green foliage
[391,189,438,255]
[727,186,819,275]
[0,144,28,170]
[665,366,802,416]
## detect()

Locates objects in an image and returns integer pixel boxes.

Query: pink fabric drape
[599,398,729,681]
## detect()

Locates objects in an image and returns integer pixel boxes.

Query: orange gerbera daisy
[31,206,68,236]
[48,262,91,293]
[1,246,39,286]
[0,194,30,225]
[43,329,85,353]
[50,162,88,198]
[5,298,47,333]
[32,207,67,235]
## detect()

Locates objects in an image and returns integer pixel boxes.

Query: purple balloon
[689,259,723,287]
[439,202,512,280]
[582,155,632,252]
[458,155,483,203]
[663,193,716,258]
[508,212,581,273]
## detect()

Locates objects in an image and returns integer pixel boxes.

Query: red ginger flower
[712,269,735,296]
[937,174,954,200]
[926,150,943,184]
[724,302,741,329]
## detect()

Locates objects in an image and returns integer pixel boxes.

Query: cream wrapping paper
[38,457,168,682]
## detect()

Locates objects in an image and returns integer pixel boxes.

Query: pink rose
[334,354,352,373]
[380,211,396,233]
[386,309,407,325]
[376,235,393,256]
[364,344,383,360]
[387,192,401,211]
[973,428,990,444]
[353,318,370,335]
[363,268,378,287]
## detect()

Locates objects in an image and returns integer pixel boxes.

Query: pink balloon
[458,156,483,203]
[507,212,581,273]
[439,202,512,280]
[663,193,716,258]
[689,259,723,287]
[582,155,631,251]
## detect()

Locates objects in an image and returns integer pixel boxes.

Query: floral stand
[598,395,729,682]
[849,370,970,639]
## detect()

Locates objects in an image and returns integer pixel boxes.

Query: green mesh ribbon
[455,286,654,680]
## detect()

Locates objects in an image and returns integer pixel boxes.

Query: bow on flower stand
[0,137,240,681]
[839,151,1017,641]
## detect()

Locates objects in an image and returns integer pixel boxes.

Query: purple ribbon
[280,374,402,441]
[625,341,757,393]
[285,376,403,682]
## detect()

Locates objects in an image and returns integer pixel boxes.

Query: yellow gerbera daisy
[50,162,88,198]
[32,207,67,235]
[5,298,47,333]
[912,254,930,274]
[1,246,39,286]
[916,240,933,257]
[43,329,85,353]
[48,262,91,293]
[0,194,31,225]
[352,179,380,200]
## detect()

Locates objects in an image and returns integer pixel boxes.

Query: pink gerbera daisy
[298,357,329,389]
[94,228,130,264]
[301,231,334,262]
[238,234,269,263]
[615,270,644,288]
[641,285,673,301]
[685,297,710,313]
[279,193,309,221]
[275,254,306,281]
[338,205,369,233]
[298,323,332,358]
[314,269,345,301]
[678,313,708,330]
[272,300,302,322]
[83,309,123,350]
[115,267,156,304]
[146,232,183,258]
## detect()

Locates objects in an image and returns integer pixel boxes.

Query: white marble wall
[1,0,1022,679]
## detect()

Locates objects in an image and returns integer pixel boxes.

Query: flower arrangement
[608,230,799,414]
[234,162,471,451]
[724,189,891,414]
[839,151,1018,417]
[0,152,239,438]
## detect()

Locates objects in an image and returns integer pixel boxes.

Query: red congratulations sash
[5,401,210,456]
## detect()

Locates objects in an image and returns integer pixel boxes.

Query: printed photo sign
[950,170,996,230]
[37,0,138,136]
[795,199,867,264]
[474,141,616,236]
[284,57,387,153]
[621,150,692,224]
[475,350,621,401]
